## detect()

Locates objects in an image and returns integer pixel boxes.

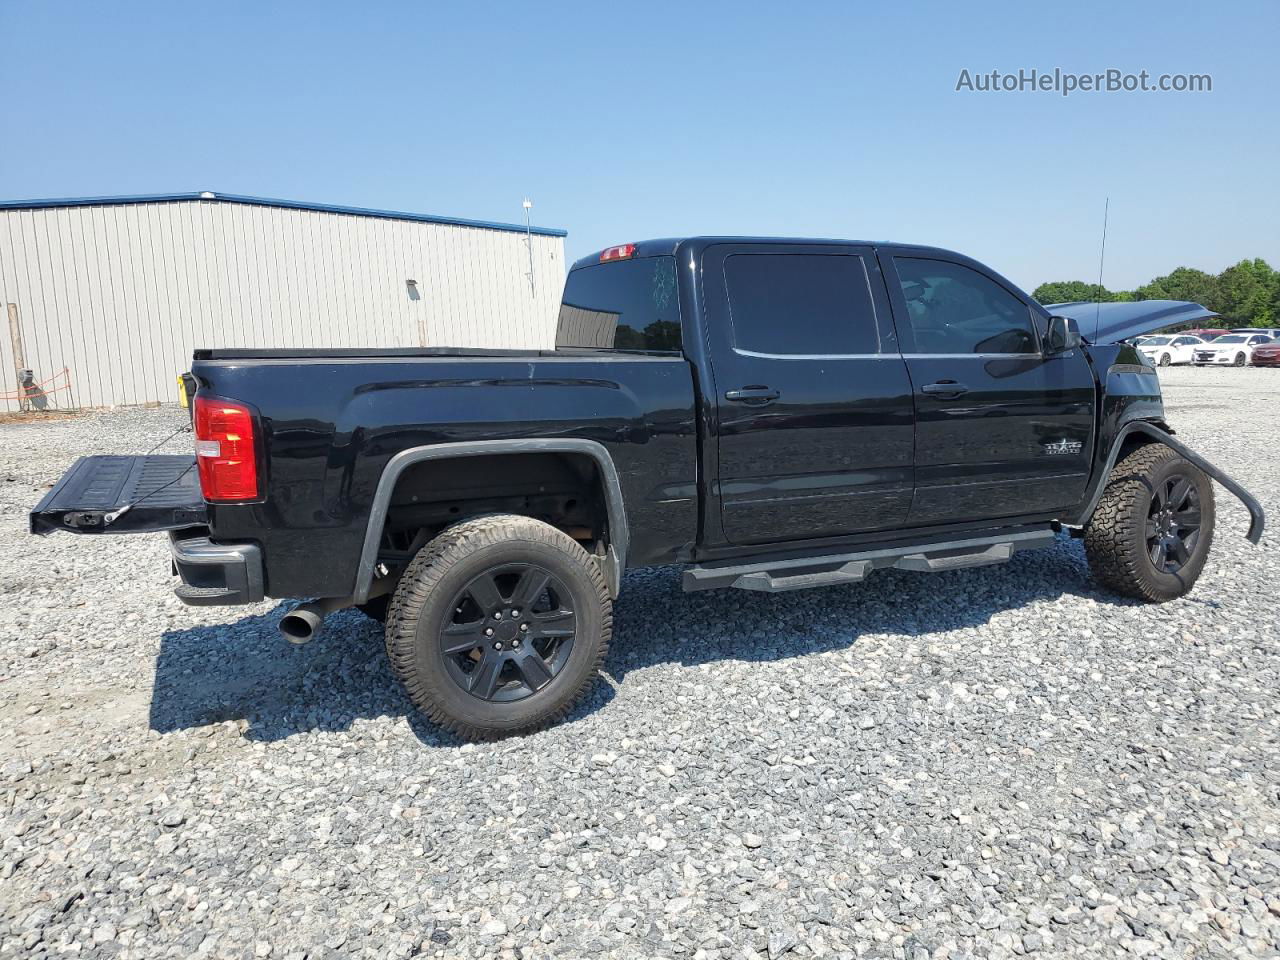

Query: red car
[1251,339,1280,367]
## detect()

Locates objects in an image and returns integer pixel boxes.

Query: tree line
[1032,259,1278,326]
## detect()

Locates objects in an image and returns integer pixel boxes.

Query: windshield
[1215,335,1247,343]
[1143,337,1172,345]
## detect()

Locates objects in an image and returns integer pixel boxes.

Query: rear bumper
[170,533,264,606]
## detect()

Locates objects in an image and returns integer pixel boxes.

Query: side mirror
[1044,315,1082,355]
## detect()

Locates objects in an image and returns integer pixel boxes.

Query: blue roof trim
[0,191,568,238]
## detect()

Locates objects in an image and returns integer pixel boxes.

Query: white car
[1192,332,1274,366]
[1138,334,1205,367]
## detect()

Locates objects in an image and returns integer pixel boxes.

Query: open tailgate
[30,455,207,535]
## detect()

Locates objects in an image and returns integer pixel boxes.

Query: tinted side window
[894,258,1036,354]
[723,254,881,355]
[556,257,680,352]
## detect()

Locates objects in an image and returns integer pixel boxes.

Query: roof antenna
[1093,197,1109,343]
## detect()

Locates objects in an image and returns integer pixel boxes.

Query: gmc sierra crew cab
[32,238,1265,739]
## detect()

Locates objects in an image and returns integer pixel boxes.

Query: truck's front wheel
[1083,443,1215,602]
[385,515,611,740]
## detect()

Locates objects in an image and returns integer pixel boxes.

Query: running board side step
[682,529,1057,593]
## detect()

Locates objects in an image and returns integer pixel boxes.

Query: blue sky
[2,1,1275,292]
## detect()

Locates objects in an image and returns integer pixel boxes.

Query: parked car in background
[1229,328,1280,338]
[1192,332,1274,366]
[1138,334,1205,367]
[1250,339,1280,367]
[1183,328,1232,341]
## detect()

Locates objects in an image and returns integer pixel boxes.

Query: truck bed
[184,349,700,597]
[190,346,647,360]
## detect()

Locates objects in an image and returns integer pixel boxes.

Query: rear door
[881,252,1096,525]
[703,243,915,546]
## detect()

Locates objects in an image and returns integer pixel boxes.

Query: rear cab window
[556,257,681,352]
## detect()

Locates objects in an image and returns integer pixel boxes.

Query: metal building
[0,192,567,411]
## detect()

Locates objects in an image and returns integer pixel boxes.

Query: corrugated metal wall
[0,198,566,411]
[555,304,620,348]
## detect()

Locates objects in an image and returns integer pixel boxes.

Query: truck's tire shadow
[147,536,1128,743]
[148,605,443,744]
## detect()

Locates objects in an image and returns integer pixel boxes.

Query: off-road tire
[1083,443,1215,602]
[385,514,611,740]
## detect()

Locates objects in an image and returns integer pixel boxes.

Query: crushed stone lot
[1,365,1279,960]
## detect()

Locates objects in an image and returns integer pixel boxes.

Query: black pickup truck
[32,238,1264,739]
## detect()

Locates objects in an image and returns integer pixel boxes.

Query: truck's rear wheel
[1083,443,1215,602]
[385,515,610,740]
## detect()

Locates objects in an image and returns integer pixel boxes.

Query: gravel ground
[1,365,1278,960]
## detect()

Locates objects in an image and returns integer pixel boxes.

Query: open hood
[1044,300,1218,345]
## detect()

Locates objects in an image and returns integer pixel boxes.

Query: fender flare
[1074,421,1264,544]
[351,438,629,603]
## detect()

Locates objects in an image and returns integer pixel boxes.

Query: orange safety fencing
[2,367,76,407]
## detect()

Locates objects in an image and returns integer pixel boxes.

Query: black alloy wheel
[1145,474,1203,575]
[439,563,577,702]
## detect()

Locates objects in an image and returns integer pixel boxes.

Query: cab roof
[569,237,966,272]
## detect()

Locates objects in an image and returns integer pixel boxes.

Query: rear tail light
[193,394,260,502]
[600,243,636,262]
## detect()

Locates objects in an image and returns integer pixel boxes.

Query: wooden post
[6,303,28,413]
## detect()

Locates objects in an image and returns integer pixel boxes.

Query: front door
[704,243,916,546]
[881,252,1096,525]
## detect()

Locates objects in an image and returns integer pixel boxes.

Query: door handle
[920,380,969,397]
[724,386,780,404]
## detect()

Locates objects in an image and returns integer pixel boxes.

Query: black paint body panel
[183,239,1179,600]
[193,356,699,597]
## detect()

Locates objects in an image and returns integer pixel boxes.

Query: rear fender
[352,438,629,603]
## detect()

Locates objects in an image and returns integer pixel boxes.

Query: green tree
[1135,267,1221,310]
[1032,280,1113,305]
[1215,259,1276,326]
[1035,259,1278,326]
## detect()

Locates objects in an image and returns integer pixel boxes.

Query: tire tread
[1083,442,1213,602]
[384,514,611,741]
